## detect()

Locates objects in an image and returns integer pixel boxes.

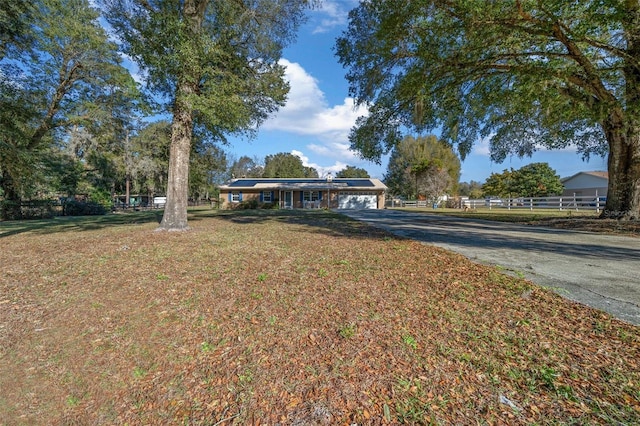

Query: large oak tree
[106,0,313,230]
[0,0,137,220]
[336,0,640,219]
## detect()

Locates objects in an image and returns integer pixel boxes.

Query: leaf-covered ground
[527,217,640,236]
[1,209,639,425]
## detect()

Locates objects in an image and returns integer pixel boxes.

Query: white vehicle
[153,196,167,208]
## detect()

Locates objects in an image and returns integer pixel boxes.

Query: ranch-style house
[219,177,387,210]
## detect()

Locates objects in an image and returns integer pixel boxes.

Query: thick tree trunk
[605,0,640,220]
[157,83,194,231]
[602,114,640,220]
[156,0,206,231]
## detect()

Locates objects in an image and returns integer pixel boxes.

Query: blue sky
[149,1,609,183]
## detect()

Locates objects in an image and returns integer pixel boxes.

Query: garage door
[337,192,377,209]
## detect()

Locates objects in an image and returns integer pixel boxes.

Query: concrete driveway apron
[339,209,640,326]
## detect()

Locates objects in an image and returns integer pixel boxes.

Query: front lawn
[1,209,638,424]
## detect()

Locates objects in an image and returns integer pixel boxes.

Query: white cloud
[473,136,491,156]
[310,0,358,34]
[307,141,357,162]
[264,59,367,160]
[292,150,349,177]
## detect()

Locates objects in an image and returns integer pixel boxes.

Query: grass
[1,208,639,424]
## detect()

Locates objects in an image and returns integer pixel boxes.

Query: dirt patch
[1,210,639,424]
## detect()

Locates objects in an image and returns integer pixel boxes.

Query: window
[231,192,240,202]
[303,191,320,201]
[262,191,272,202]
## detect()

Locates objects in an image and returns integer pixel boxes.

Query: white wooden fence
[393,193,606,212]
[462,194,605,212]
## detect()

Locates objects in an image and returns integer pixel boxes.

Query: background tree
[384,135,460,199]
[482,163,563,198]
[129,121,172,200]
[482,169,517,199]
[335,165,370,178]
[510,163,564,198]
[263,152,318,178]
[336,1,640,219]
[106,0,312,230]
[190,141,227,202]
[229,155,264,179]
[412,159,452,205]
[0,0,137,219]
[61,126,120,206]
[458,181,484,199]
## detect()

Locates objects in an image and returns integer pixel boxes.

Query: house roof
[561,171,608,182]
[219,178,387,191]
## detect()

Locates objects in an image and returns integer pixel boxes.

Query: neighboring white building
[561,171,608,197]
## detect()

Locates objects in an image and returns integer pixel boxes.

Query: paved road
[339,209,640,326]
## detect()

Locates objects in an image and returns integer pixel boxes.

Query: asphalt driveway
[339,209,640,326]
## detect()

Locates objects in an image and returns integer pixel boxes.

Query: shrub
[235,199,259,210]
[0,200,58,220]
[62,199,107,216]
[229,199,280,210]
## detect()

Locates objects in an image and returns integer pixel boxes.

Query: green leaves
[384,135,460,199]
[263,152,318,178]
[335,0,627,160]
[0,0,140,219]
[482,163,563,198]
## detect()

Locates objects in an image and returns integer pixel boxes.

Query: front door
[284,191,293,209]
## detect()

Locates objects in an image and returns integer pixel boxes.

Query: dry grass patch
[1,209,639,424]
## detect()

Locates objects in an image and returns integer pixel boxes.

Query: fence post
[559,197,563,211]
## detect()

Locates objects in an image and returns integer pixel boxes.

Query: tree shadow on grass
[0,210,163,238]
[191,208,395,241]
[0,208,396,242]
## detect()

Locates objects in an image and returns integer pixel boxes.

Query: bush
[62,199,107,216]
[234,199,259,210]
[0,200,58,220]
[230,199,280,210]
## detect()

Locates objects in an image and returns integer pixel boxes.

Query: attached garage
[337,192,378,209]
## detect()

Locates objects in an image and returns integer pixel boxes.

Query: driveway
[339,209,640,326]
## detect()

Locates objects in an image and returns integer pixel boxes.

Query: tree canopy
[458,181,484,199]
[335,166,370,178]
[0,0,138,219]
[384,135,460,200]
[482,163,563,198]
[262,152,318,178]
[106,0,313,230]
[336,0,640,219]
[229,156,264,179]
[0,0,35,57]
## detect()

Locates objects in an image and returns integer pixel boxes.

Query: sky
[154,1,610,183]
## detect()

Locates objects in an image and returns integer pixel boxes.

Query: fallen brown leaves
[527,217,640,236]
[0,209,638,425]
